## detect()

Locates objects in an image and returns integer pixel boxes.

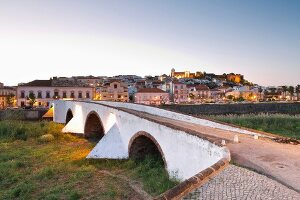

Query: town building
[225,86,259,101]
[226,73,244,84]
[95,80,128,102]
[171,68,203,79]
[17,79,94,107]
[0,82,17,109]
[195,85,211,100]
[73,75,107,87]
[135,88,169,105]
[172,82,189,103]
[134,80,146,90]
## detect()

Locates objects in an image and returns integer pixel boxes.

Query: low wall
[160,102,300,115]
[0,109,48,121]
[97,101,262,137]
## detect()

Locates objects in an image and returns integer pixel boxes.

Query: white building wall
[17,86,93,107]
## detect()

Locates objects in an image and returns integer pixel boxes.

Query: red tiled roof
[137,88,167,93]
[195,85,210,91]
[187,84,196,88]
[22,80,52,87]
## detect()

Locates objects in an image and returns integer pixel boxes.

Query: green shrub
[0,121,65,141]
[38,134,55,143]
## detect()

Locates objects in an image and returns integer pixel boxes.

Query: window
[38,102,41,106]
[54,91,59,97]
[71,91,75,98]
[21,91,25,98]
[86,92,90,99]
[78,92,82,98]
[114,84,117,89]
[63,92,67,98]
[175,86,178,89]
[181,85,183,89]
[38,91,42,98]
[46,91,50,98]
[118,95,121,98]
[21,101,25,107]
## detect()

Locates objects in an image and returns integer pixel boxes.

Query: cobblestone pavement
[183,165,300,200]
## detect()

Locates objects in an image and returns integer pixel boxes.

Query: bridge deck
[116,107,300,193]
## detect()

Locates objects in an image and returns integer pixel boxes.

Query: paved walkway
[184,165,300,200]
[119,108,300,192]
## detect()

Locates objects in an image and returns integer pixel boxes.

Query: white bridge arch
[52,100,230,181]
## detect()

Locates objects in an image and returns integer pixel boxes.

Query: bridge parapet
[97,101,265,137]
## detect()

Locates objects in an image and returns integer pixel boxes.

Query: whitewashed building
[95,80,129,102]
[17,79,94,107]
[135,88,169,105]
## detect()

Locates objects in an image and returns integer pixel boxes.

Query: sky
[0,0,299,86]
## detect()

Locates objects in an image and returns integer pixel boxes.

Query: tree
[288,86,294,100]
[281,86,288,99]
[27,92,36,107]
[296,85,300,101]
[236,96,245,102]
[189,93,195,99]
[6,93,15,107]
[227,95,235,100]
[258,87,263,100]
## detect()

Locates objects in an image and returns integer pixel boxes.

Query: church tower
[171,68,175,77]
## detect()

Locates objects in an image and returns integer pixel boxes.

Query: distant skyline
[0,0,299,86]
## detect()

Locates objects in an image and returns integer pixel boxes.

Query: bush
[0,121,64,142]
[38,134,55,143]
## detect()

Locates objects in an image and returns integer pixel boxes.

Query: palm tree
[27,92,36,107]
[258,86,263,100]
[296,85,300,101]
[281,86,288,99]
[288,86,294,100]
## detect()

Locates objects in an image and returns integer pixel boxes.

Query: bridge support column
[87,123,128,159]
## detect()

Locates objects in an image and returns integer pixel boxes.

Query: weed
[0,120,178,199]
[209,114,300,140]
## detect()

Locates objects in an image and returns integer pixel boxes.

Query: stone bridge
[52,100,299,199]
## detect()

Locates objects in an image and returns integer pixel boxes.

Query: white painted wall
[17,86,93,107]
[97,101,264,137]
[52,100,230,181]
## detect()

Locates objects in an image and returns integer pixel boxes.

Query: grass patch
[0,120,178,199]
[209,114,300,140]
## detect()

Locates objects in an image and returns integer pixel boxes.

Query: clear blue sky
[0,0,299,86]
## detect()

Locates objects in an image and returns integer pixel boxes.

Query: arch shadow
[128,131,167,168]
[84,111,105,141]
[65,109,73,124]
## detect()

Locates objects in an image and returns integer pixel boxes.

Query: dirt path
[98,170,153,200]
[120,108,300,193]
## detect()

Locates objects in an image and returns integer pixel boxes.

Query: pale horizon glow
[0,0,299,87]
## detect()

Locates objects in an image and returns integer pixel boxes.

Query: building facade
[95,81,129,102]
[17,80,94,107]
[135,88,169,105]
[173,82,189,103]
[171,68,203,79]
[0,83,17,109]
